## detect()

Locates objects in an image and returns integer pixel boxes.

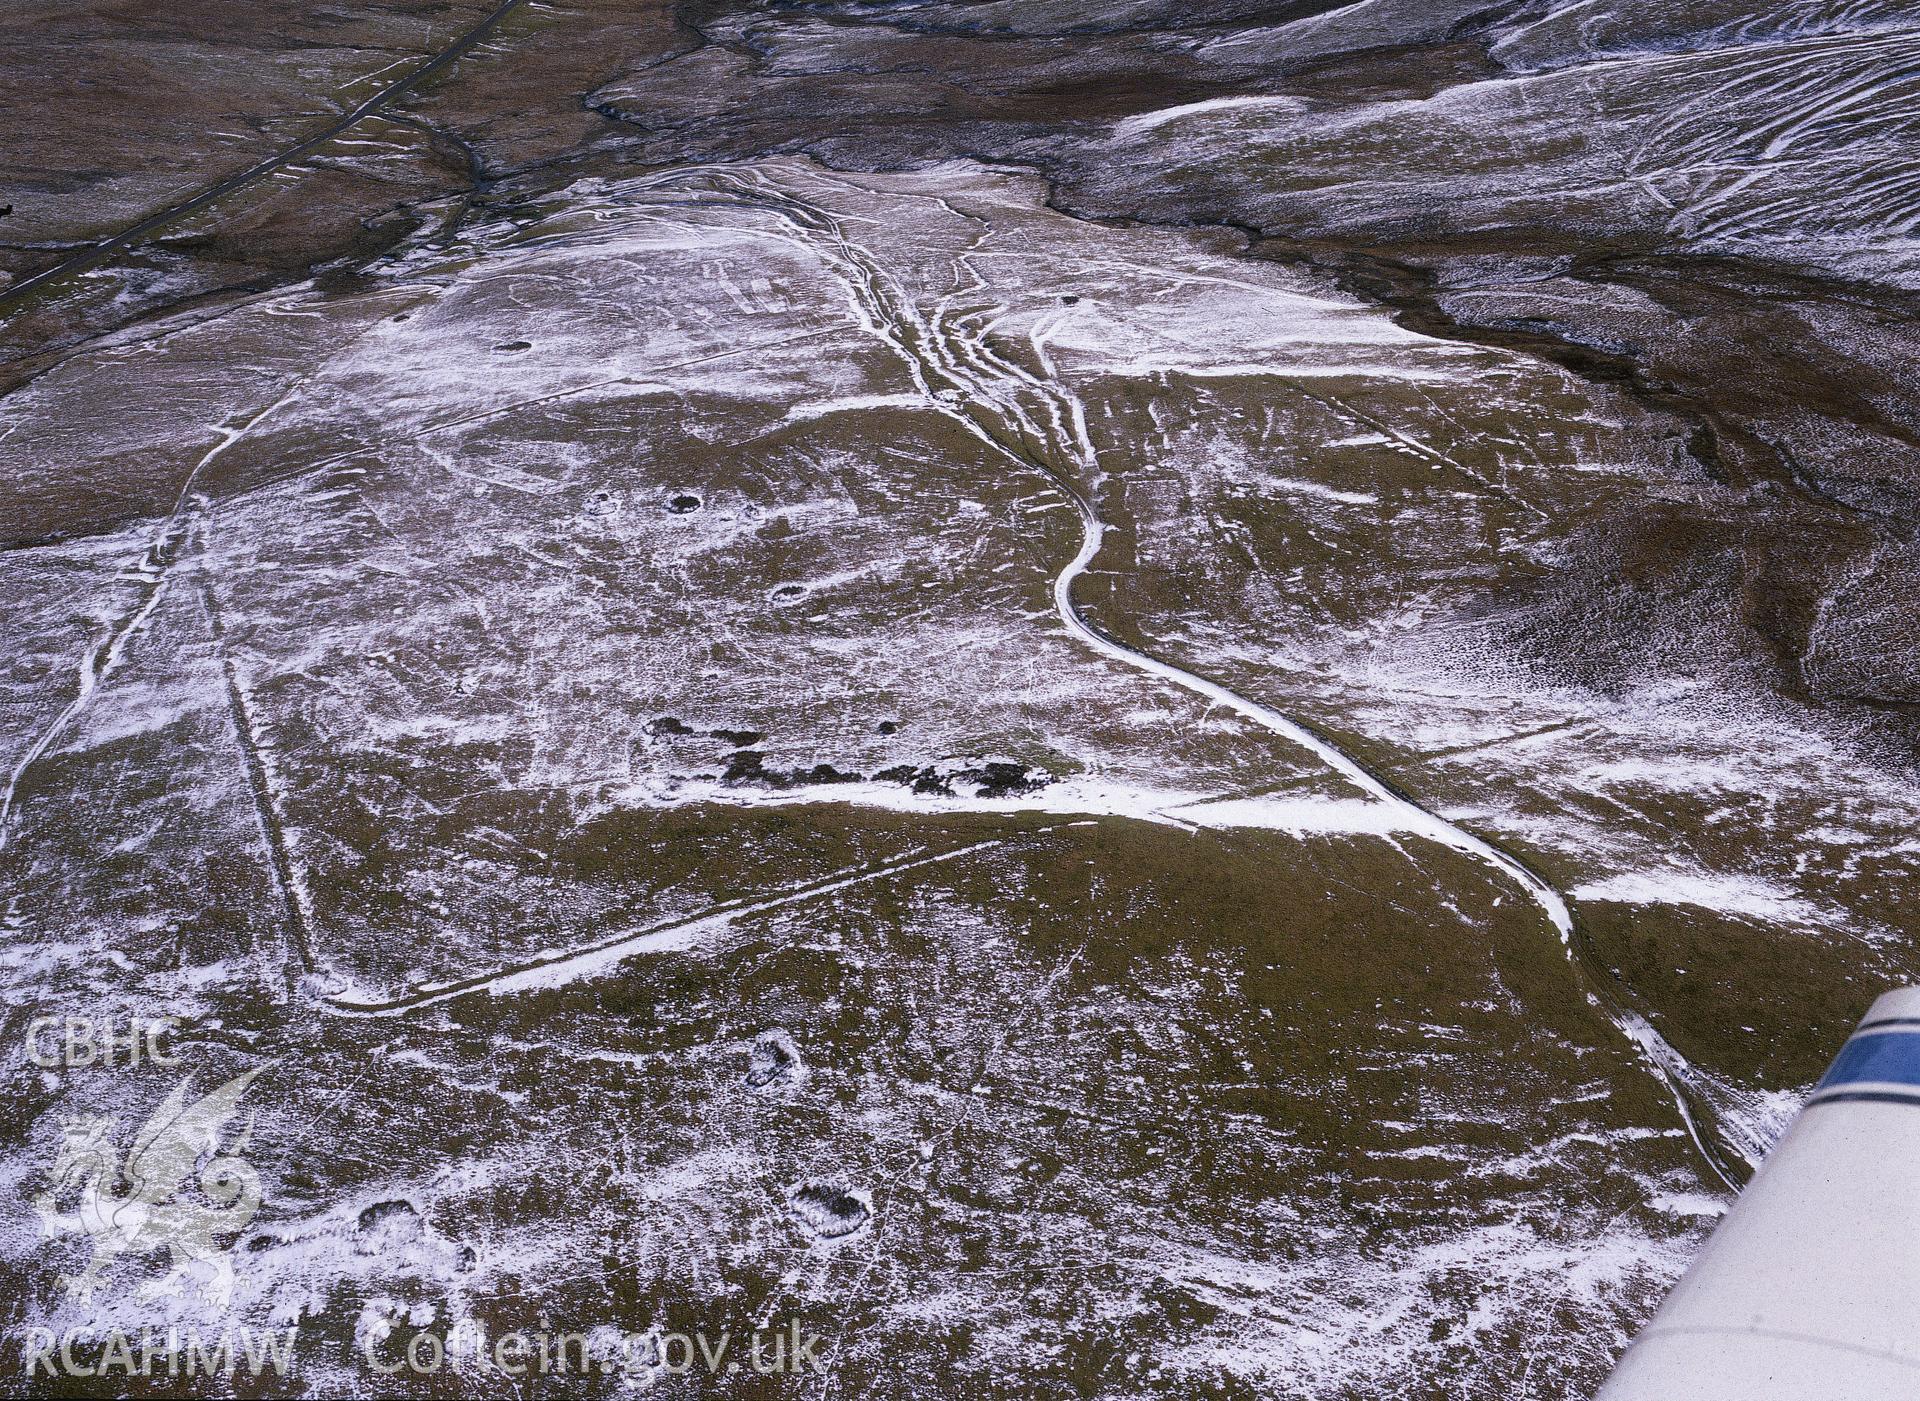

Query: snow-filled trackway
[591,163,1763,1187]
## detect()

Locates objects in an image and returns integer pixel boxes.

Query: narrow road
[0,0,530,313]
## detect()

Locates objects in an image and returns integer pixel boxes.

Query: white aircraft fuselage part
[1601,986,1920,1400]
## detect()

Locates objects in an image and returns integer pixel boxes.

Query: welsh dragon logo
[32,1068,266,1307]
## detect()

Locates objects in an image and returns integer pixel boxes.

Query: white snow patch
[1571,869,1819,925]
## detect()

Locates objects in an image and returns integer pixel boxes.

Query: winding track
[0,152,1759,1184]
[631,164,1759,1186]
[0,404,283,852]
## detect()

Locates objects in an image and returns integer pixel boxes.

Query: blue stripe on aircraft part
[1807,1030,1920,1107]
